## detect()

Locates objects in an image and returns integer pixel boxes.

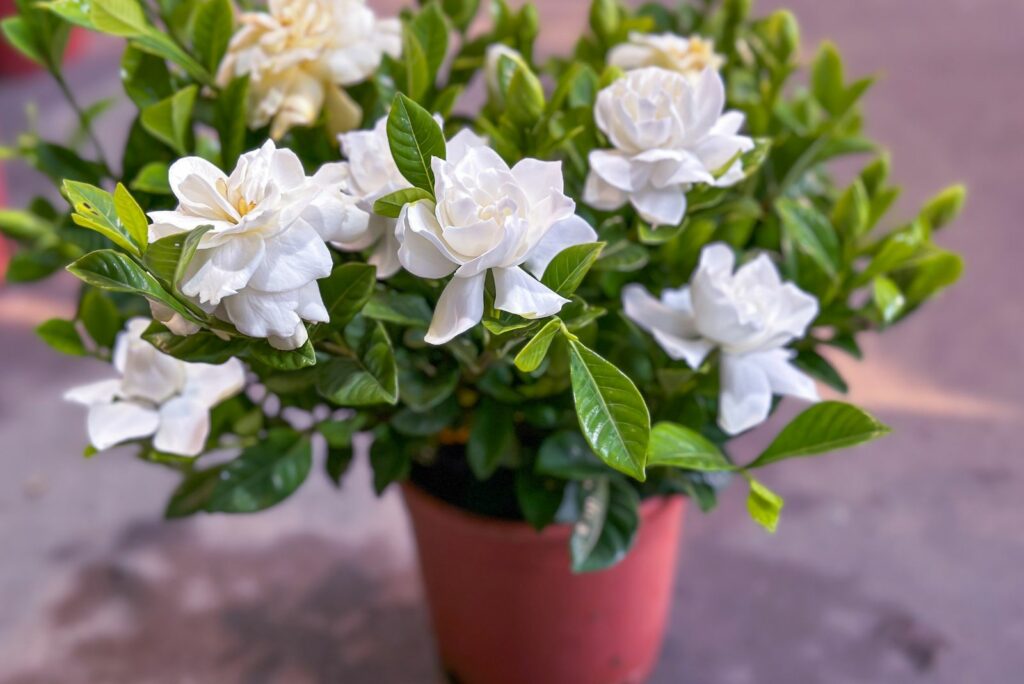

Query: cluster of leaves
[1,0,964,572]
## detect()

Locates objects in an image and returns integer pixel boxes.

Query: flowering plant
[2,0,964,571]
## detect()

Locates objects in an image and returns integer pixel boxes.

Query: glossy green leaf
[873,275,905,325]
[141,85,197,155]
[777,199,840,277]
[513,317,562,372]
[373,188,433,218]
[207,430,313,513]
[318,263,376,329]
[121,46,172,107]
[0,209,52,241]
[400,23,430,100]
[78,289,120,348]
[920,184,966,231]
[214,75,249,169]
[541,241,604,297]
[647,422,732,471]
[63,181,141,256]
[811,41,845,115]
[193,0,232,74]
[387,93,445,194]
[248,338,317,370]
[1,17,45,66]
[144,323,249,363]
[535,430,608,479]
[567,338,649,481]
[90,0,148,36]
[112,183,149,251]
[129,161,171,194]
[165,466,224,518]
[411,1,449,77]
[515,469,565,531]
[746,477,784,533]
[748,401,891,469]
[570,476,640,573]
[66,249,198,322]
[793,349,848,394]
[896,248,963,306]
[317,322,398,406]
[467,398,517,480]
[36,318,85,355]
[362,290,432,327]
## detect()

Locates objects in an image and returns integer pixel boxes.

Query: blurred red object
[403,482,685,684]
[0,0,88,78]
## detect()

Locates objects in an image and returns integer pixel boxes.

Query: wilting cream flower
[65,319,245,456]
[584,67,755,227]
[396,132,598,345]
[609,33,724,80]
[333,115,413,278]
[148,140,369,350]
[216,0,401,139]
[623,243,819,435]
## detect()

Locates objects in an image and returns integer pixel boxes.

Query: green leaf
[748,401,891,469]
[398,361,460,411]
[400,23,430,100]
[515,470,565,531]
[513,317,561,372]
[144,323,250,363]
[390,397,460,437]
[811,41,845,116]
[592,240,648,272]
[506,61,545,127]
[317,263,376,329]
[832,180,869,242]
[793,349,848,394]
[746,477,784,533]
[777,198,840,278]
[369,429,409,494]
[1,17,45,66]
[372,188,433,218]
[0,209,52,241]
[589,0,621,43]
[90,0,148,36]
[78,289,120,348]
[316,321,398,406]
[143,224,212,287]
[207,430,313,513]
[248,338,316,370]
[467,398,517,480]
[113,183,149,251]
[362,290,432,327]
[36,318,85,355]
[540,241,604,297]
[121,45,173,107]
[387,93,446,194]
[567,337,650,482]
[411,1,449,77]
[214,75,249,169]
[919,184,966,231]
[129,162,171,194]
[647,422,732,471]
[165,466,224,518]
[141,85,197,155]
[570,477,640,573]
[193,0,232,74]
[535,430,608,479]
[66,249,199,322]
[896,248,963,306]
[63,180,142,256]
[873,275,905,325]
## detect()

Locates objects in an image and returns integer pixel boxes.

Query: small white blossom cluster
[65,319,245,456]
[623,244,820,434]
[216,0,401,139]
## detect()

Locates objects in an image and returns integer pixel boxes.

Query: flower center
[477,197,517,224]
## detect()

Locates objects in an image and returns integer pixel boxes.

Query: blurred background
[0,1,1021,682]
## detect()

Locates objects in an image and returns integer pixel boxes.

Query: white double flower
[65,319,245,456]
[149,141,368,350]
[584,67,755,228]
[216,0,401,139]
[609,32,724,81]
[396,132,598,345]
[623,243,820,435]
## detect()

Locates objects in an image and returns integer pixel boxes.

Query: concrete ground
[0,1,1021,682]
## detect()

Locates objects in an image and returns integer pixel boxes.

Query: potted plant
[1,0,965,682]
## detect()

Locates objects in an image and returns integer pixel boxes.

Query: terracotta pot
[402,483,686,684]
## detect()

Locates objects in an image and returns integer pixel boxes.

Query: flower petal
[64,379,121,406]
[750,349,820,403]
[718,353,773,435]
[183,358,246,407]
[630,186,687,227]
[583,171,629,212]
[510,158,565,204]
[588,150,635,192]
[153,396,211,457]
[523,215,598,277]
[622,283,712,368]
[86,401,160,450]
[246,220,333,293]
[396,201,458,279]
[493,266,569,319]
[181,235,266,306]
[424,274,486,345]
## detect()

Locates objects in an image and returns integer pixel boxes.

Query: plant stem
[52,72,113,177]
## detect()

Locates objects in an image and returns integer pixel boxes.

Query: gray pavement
[1,1,1022,682]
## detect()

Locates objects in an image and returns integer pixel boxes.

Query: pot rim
[401,480,683,543]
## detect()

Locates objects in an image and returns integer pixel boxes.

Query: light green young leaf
[540,241,604,296]
[141,85,198,155]
[63,180,142,256]
[387,93,445,194]
[566,337,650,482]
[777,198,840,278]
[89,0,148,36]
[513,317,561,372]
[570,476,640,573]
[506,62,545,127]
[130,162,171,195]
[919,184,966,232]
[746,477,784,533]
[647,422,733,471]
[748,401,891,469]
[373,188,433,218]
[36,318,86,356]
[113,183,149,251]
[1,17,46,66]
[872,275,905,325]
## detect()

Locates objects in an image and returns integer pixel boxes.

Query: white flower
[148,140,369,350]
[65,319,245,456]
[623,243,819,435]
[396,131,598,345]
[216,0,401,139]
[332,115,412,278]
[609,33,724,80]
[584,67,755,228]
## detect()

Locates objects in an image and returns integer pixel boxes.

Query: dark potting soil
[409,443,523,520]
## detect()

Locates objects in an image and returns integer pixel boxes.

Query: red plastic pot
[402,483,686,684]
